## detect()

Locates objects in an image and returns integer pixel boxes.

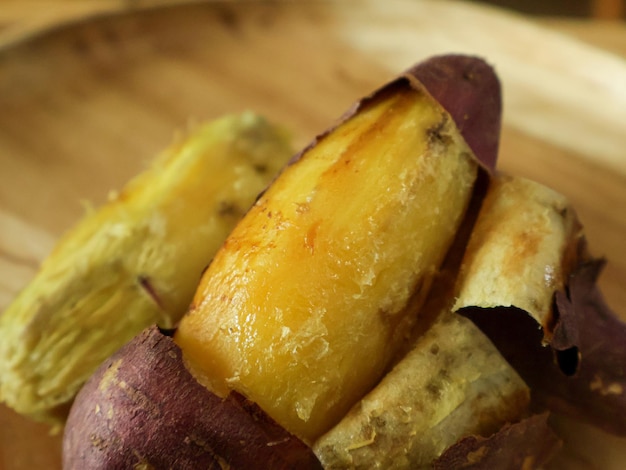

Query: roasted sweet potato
[61,54,626,470]
[63,55,531,469]
[0,113,293,426]
[175,85,480,443]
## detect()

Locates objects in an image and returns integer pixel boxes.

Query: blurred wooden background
[0,1,624,469]
[475,0,624,18]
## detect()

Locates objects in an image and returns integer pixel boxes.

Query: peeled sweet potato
[62,54,626,469]
[0,113,294,427]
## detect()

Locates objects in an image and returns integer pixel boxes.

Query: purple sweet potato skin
[63,54,506,469]
[63,326,321,470]
[547,258,626,434]
[433,413,561,470]
[289,54,501,173]
[408,54,502,171]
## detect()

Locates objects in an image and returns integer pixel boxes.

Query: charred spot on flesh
[427,117,453,150]
[426,380,443,399]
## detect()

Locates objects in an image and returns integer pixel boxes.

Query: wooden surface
[0,1,625,468]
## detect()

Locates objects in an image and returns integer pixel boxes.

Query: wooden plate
[1,1,625,468]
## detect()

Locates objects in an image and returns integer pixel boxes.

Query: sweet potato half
[63,55,626,469]
[0,113,294,427]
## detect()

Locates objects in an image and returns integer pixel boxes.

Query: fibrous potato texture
[0,112,293,425]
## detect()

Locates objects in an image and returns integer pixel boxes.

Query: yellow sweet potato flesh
[0,112,292,425]
[175,87,479,442]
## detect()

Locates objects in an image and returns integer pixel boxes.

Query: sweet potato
[0,112,293,426]
[175,84,480,442]
[63,54,535,469]
[62,326,321,470]
[62,54,626,469]
[172,55,505,444]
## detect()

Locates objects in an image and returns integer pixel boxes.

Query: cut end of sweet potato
[407,54,502,171]
[62,326,322,470]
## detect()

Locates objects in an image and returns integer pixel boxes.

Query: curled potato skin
[408,54,501,170]
[292,54,501,172]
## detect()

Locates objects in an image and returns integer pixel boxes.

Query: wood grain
[540,18,626,57]
[0,1,625,469]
